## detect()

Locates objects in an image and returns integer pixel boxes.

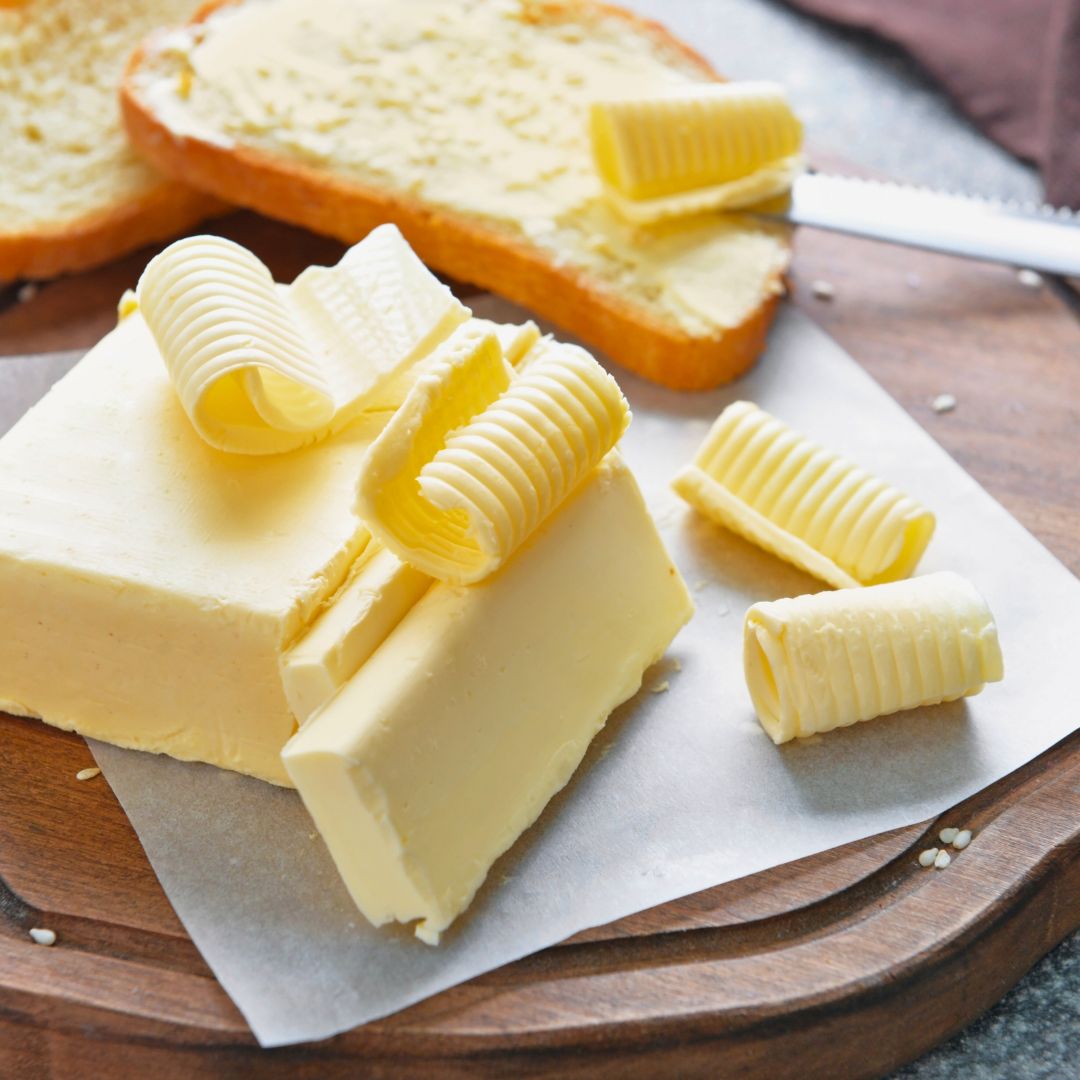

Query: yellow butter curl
[744,572,1004,744]
[673,401,935,589]
[591,82,803,223]
[357,324,630,584]
[137,225,468,455]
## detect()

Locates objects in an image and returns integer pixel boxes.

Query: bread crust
[121,0,788,390]
[0,179,224,284]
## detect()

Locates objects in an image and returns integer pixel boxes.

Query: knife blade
[756,173,1080,278]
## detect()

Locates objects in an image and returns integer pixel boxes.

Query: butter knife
[757,173,1080,278]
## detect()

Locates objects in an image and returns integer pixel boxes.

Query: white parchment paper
[9,302,1078,1047]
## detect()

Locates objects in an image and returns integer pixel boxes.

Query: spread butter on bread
[122,0,791,390]
[0,0,223,282]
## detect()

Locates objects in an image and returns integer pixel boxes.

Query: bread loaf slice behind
[122,0,791,389]
[0,0,224,282]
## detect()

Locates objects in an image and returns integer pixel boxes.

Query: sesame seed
[1017,268,1043,289]
[934,849,952,869]
[939,826,960,844]
[918,848,939,867]
[29,928,56,946]
[952,829,972,850]
[651,681,670,694]
[932,394,957,414]
[16,283,38,303]
[75,767,101,782]
[811,279,835,301]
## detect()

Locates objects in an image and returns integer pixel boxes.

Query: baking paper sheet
[7,302,1079,1047]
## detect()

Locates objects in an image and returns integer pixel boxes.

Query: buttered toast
[0,0,222,282]
[121,0,791,389]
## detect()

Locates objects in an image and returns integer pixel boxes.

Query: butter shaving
[137,225,469,455]
[743,572,1004,744]
[591,82,804,222]
[673,401,935,588]
[357,323,630,584]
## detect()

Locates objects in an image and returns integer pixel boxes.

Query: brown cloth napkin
[784,0,1080,207]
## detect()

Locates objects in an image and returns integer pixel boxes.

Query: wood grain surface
[0,210,1078,1079]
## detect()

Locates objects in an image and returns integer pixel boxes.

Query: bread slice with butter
[121,0,792,390]
[0,0,222,282]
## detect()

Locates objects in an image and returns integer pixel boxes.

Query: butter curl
[137,225,468,455]
[357,325,630,584]
[591,81,804,223]
[674,401,935,589]
[744,572,1003,743]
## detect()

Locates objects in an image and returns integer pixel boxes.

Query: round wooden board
[1,212,1078,1079]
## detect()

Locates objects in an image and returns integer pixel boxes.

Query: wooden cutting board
[1,212,1078,1080]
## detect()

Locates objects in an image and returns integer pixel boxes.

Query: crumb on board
[29,928,56,946]
[934,849,952,869]
[16,282,38,304]
[939,826,959,844]
[1017,268,1043,289]
[918,848,939,867]
[672,659,682,673]
[811,279,835,301]
[931,393,957,414]
[651,681,670,694]
[75,767,101,782]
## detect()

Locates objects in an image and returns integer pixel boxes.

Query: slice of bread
[0,0,224,282]
[122,0,791,390]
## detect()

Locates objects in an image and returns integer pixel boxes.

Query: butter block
[0,312,388,785]
[283,545,431,723]
[282,455,694,943]
[674,401,935,588]
[744,572,1003,744]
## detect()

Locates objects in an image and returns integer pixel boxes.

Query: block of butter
[0,312,388,785]
[283,453,693,944]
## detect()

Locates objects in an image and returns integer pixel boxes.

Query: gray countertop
[625,2,1077,1076]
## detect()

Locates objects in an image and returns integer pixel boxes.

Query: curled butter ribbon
[590,81,804,224]
[744,572,1003,744]
[674,401,935,589]
[137,225,469,455]
[357,324,630,585]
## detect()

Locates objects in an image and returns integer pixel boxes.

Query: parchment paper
[8,302,1078,1047]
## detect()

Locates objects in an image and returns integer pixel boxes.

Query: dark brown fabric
[784,0,1080,207]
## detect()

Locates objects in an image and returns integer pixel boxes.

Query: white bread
[121,0,791,390]
[0,0,223,282]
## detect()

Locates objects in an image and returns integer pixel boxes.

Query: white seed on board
[939,827,960,844]
[932,393,957,414]
[29,928,56,946]
[16,282,38,304]
[952,829,973,850]
[918,848,939,867]
[75,767,101,781]
[811,279,835,301]
[1017,268,1043,289]
[934,849,952,869]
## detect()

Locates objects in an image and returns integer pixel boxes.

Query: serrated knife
[756,173,1080,278]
